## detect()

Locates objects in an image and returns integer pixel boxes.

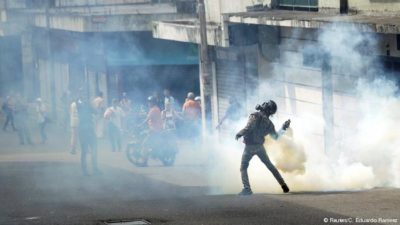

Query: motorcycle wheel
[126,143,148,167]
[160,148,177,167]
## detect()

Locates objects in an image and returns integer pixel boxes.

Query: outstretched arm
[270,119,291,140]
[216,114,227,129]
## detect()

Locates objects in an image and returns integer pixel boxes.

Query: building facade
[153,0,400,152]
[0,0,199,122]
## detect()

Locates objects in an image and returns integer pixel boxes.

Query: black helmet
[256,100,277,115]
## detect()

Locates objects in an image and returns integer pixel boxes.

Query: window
[278,0,318,11]
[340,0,348,14]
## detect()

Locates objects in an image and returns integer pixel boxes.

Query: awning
[152,20,227,47]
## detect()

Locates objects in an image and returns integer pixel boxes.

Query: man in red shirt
[146,96,163,132]
[182,92,201,120]
[182,92,201,139]
[140,96,163,163]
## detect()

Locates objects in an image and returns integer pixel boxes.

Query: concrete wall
[152,21,223,46]
[51,3,177,15]
[349,1,400,14]
[205,0,400,21]
[204,0,221,23]
[205,0,272,23]
[33,12,192,32]
[259,27,325,150]
[257,26,367,152]
[320,0,400,14]
[319,0,340,12]
[55,0,151,7]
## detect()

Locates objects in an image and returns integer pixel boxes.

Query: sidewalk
[0,122,210,188]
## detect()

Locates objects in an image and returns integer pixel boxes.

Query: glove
[282,119,291,130]
[235,133,242,140]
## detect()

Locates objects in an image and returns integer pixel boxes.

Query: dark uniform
[77,99,100,175]
[237,111,288,193]
[2,99,16,131]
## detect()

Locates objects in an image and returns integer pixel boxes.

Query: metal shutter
[214,46,259,137]
[215,47,246,126]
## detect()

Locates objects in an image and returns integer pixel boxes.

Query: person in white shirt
[36,98,49,144]
[163,88,175,110]
[70,99,79,154]
[161,102,181,130]
[104,99,124,152]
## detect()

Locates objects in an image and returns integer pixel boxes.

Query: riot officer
[235,100,290,195]
[77,92,101,176]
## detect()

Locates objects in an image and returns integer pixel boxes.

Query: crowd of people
[1,94,50,145]
[1,89,293,195]
[68,88,202,174]
[0,88,201,175]
[1,88,244,176]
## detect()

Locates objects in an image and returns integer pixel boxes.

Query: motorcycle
[125,128,178,167]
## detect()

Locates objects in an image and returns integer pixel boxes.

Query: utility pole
[197,0,213,134]
[46,1,56,120]
[322,52,334,154]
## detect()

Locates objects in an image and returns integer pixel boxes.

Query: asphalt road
[0,127,399,225]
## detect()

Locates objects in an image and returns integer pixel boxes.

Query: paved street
[2,0,400,224]
[0,126,399,225]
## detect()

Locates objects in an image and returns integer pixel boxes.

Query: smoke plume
[207,23,400,194]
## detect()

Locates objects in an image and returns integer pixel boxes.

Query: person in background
[161,101,180,130]
[182,92,201,138]
[194,96,201,104]
[69,97,79,155]
[104,99,124,152]
[163,88,175,110]
[216,97,244,130]
[235,100,291,195]
[153,91,164,111]
[143,96,163,132]
[120,92,132,113]
[77,92,100,176]
[139,96,163,164]
[182,92,201,121]
[2,96,16,132]
[14,94,33,145]
[194,95,202,121]
[35,98,49,144]
[92,91,105,139]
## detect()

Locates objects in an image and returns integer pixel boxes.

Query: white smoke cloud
[205,23,400,194]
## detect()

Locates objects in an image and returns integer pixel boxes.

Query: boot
[282,184,290,193]
[238,188,253,196]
